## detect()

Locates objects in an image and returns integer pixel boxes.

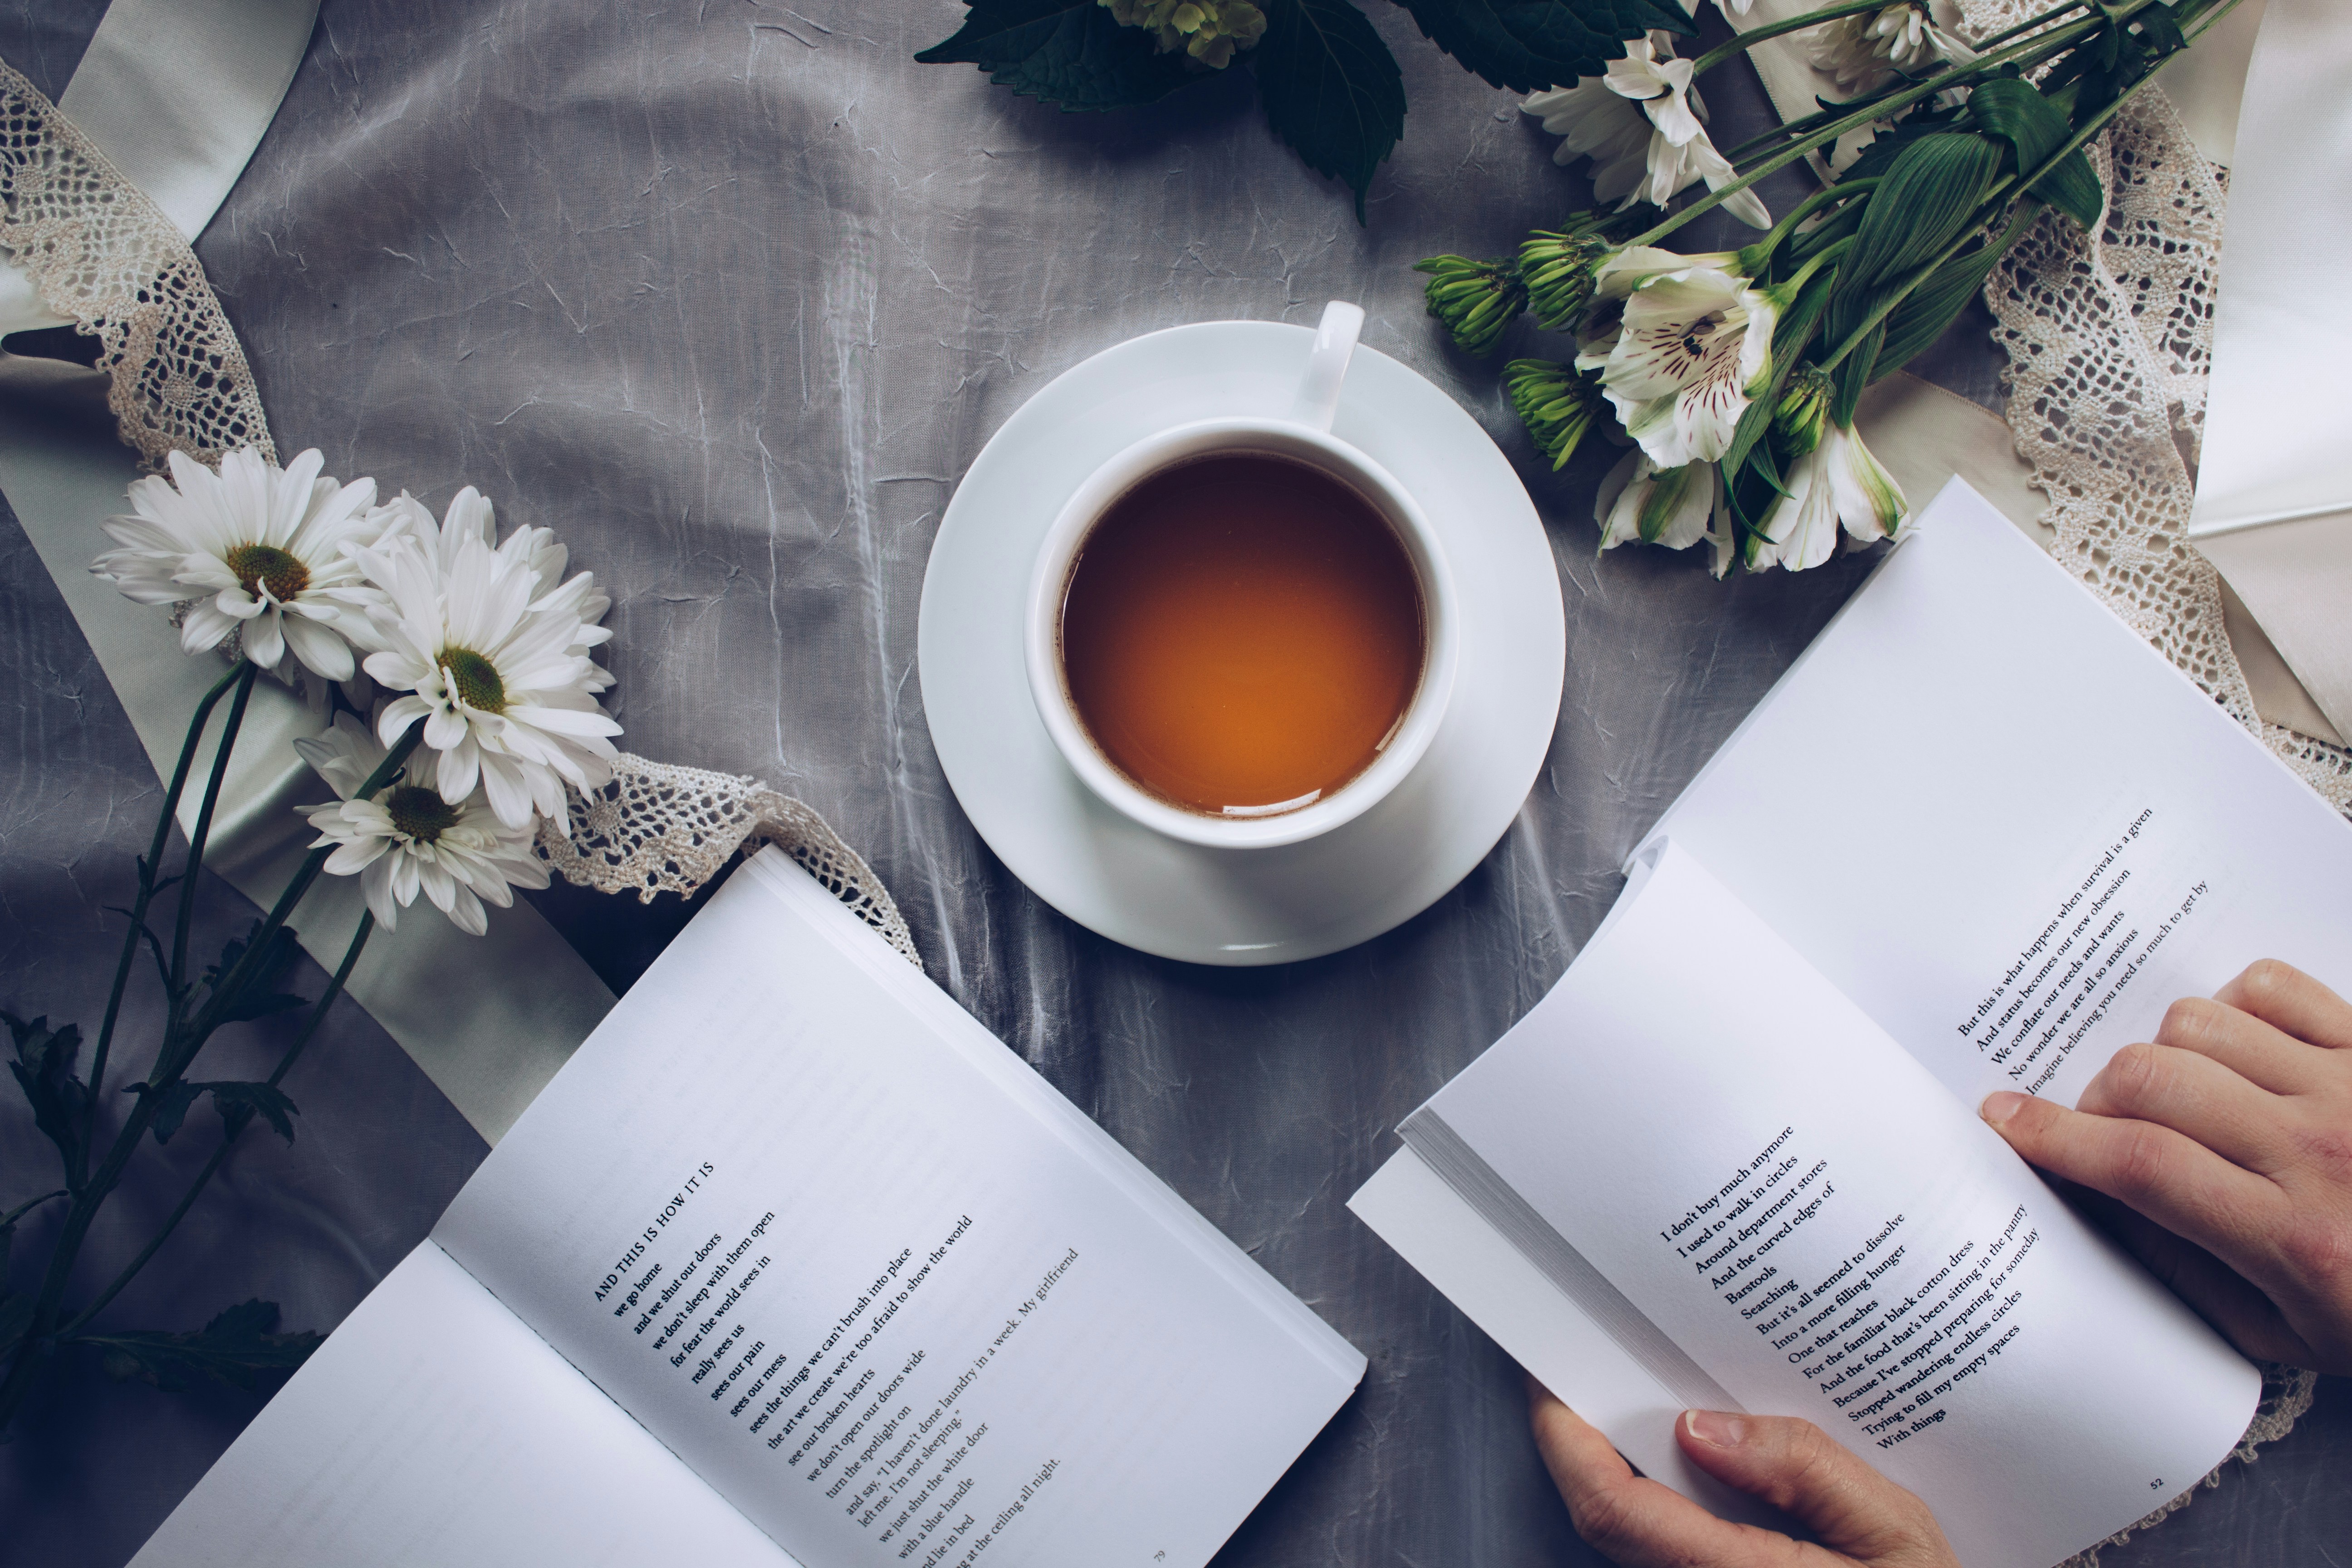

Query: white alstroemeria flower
[1580,263,1777,467]
[91,446,381,680]
[296,712,550,936]
[1809,1,1976,96]
[356,521,621,833]
[1524,33,1769,230]
[1752,421,1911,570]
[1597,452,1717,549]
[1523,81,1655,205]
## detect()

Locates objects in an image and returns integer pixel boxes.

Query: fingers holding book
[1982,960,2352,1376]
[1527,1376,1958,1568]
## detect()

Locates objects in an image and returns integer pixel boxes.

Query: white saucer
[917,321,1565,966]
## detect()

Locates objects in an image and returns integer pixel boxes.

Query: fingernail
[1684,1409,1747,1448]
[1980,1091,2027,1127]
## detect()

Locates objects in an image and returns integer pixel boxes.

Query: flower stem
[1,1191,68,1229]
[174,722,420,1065]
[1688,0,1948,78]
[0,725,419,1433]
[56,911,375,1341]
[1626,14,2102,251]
[81,659,244,1181]
[167,660,260,1008]
[1740,177,1881,274]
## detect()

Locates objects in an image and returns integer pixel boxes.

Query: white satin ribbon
[2187,0,2352,741]
[0,0,319,334]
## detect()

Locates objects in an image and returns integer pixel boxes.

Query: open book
[136,849,1364,1568]
[1351,480,2352,1568]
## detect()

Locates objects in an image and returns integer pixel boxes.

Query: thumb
[1676,1411,1953,1566]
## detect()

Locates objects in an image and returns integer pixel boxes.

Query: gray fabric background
[0,2,2342,1563]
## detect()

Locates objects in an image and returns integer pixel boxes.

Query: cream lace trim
[0,59,274,467]
[0,59,918,963]
[538,760,918,964]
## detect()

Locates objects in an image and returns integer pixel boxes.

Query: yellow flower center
[385,784,463,844]
[440,647,507,713]
[224,543,310,603]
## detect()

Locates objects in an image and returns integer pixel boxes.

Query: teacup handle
[1289,300,1365,434]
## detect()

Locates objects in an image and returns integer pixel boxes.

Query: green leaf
[1393,0,1688,93]
[137,1079,205,1145]
[204,1082,300,1144]
[1965,78,2100,229]
[5,1012,90,1183]
[85,1300,322,1394]
[1825,133,2000,354]
[1871,237,2007,378]
[1252,0,1406,223]
[201,921,308,1026]
[1832,323,1881,425]
[132,1079,301,1144]
[914,0,1200,112]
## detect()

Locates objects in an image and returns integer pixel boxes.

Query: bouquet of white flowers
[1419,0,2243,573]
[1,448,619,1424]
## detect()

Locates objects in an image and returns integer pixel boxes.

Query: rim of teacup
[1024,416,1459,851]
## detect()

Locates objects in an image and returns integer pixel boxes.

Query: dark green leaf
[1392,0,1688,93]
[201,921,307,1026]
[1965,78,2100,229]
[1872,236,2008,377]
[1842,134,2003,297]
[85,1300,321,1394]
[913,0,1199,112]
[204,1082,300,1144]
[0,1289,32,1364]
[2032,148,2101,232]
[1252,0,1406,222]
[1832,323,1881,425]
[136,1079,204,1145]
[5,1012,89,1181]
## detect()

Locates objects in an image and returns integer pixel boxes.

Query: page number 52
[2149,1478,2164,1491]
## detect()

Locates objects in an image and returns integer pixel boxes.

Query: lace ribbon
[0,57,919,963]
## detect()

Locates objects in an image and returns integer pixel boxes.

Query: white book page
[1412,845,2257,1568]
[1348,1147,1780,1529]
[129,1244,792,1568]
[1641,478,2352,1108]
[432,849,1362,1568]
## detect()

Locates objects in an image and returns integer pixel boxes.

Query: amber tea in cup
[1056,451,1427,818]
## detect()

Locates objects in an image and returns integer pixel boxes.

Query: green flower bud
[1517,225,1609,332]
[1414,254,1527,358]
[1100,0,1266,67]
[1503,358,1609,472]
[1772,366,1834,460]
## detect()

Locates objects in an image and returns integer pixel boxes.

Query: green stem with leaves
[80,659,244,1182]
[57,911,376,1340]
[0,721,420,1431]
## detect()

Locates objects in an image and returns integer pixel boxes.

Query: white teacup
[1024,302,1460,850]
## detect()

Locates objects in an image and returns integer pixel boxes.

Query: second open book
[1353,480,2352,1568]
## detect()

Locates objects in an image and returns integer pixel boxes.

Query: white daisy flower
[371,488,616,691]
[1524,31,1770,230]
[91,446,381,681]
[1580,261,1778,467]
[1752,421,1911,570]
[295,712,550,936]
[1809,1,1976,96]
[355,515,622,833]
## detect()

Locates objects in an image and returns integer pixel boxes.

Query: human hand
[1527,1377,1958,1568]
[1982,959,2352,1375]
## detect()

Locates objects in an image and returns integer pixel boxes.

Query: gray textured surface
[0,2,2342,1565]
